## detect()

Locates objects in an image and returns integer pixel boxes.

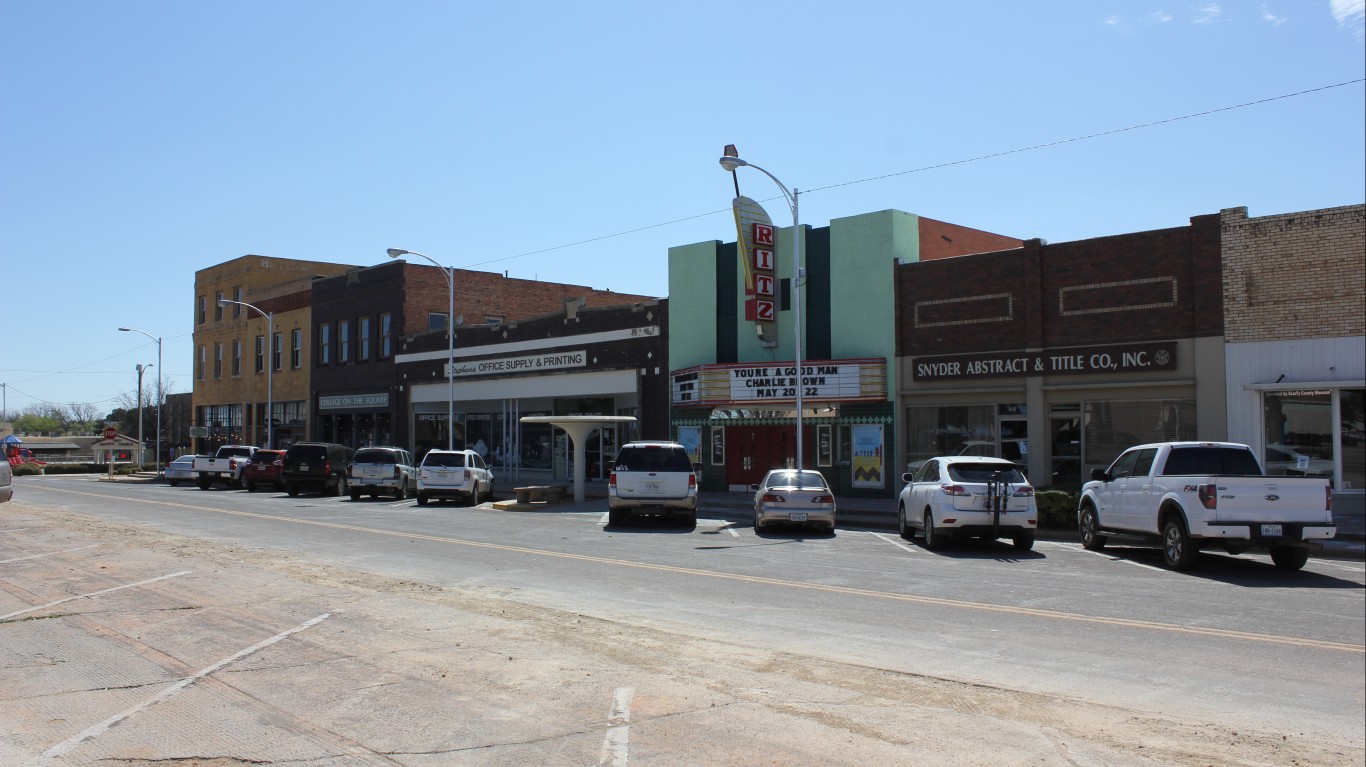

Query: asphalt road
[3,475,1364,766]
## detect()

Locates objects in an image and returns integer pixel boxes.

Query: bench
[513,485,569,504]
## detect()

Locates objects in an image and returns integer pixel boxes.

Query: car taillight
[324,460,332,476]
[762,492,785,503]
[940,484,970,496]
[464,469,472,481]
[811,494,833,504]
[688,473,696,488]
[1198,483,1217,510]
[393,465,400,478]
[1013,486,1034,497]
[609,471,618,488]
[1326,486,1332,512]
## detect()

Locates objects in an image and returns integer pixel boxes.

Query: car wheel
[197,478,211,491]
[349,489,362,501]
[897,504,911,540]
[1162,516,1199,570]
[471,482,482,506]
[679,510,697,527]
[286,483,299,498]
[923,510,944,550]
[609,508,626,526]
[1012,531,1035,551]
[168,480,179,487]
[416,493,428,507]
[395,479,407,501]
[1269,546,1310,571]
[246,481,256,492]
[1079,504,1107,551]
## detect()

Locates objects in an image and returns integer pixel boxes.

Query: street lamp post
[387,248,456,451]
[719,151,806,472]
[135,363,152,467]
[217,299,274,448]
[118,327,163,477]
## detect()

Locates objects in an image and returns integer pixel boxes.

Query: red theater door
[727,426,808,489]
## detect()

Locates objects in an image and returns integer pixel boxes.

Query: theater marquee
[672,358,887,406]
[912,342,1177,382]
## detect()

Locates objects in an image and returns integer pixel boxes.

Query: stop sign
[103,426,118,440]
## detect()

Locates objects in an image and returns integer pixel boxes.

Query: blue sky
[2,1,1363,418]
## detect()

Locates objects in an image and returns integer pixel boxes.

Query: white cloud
[1105,15,1122,25]
[1152,10,1174,22]
[1331,0,1365,41]
[1192,3,1223,24]
[1262,5,1287,25]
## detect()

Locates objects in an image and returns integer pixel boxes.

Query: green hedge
[11,463,44,476]
[1035,489,1079,530]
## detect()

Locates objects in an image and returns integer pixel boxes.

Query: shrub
[11,463,43,476]
[1035,489,1079,530]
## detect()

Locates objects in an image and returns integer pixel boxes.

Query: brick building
[394,299,667,483]
[316,259,657,457]
[1221,204,1365,514]
[193,256,357,450]
[896,213,1227,487]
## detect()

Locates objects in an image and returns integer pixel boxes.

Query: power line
[461,78,1364,270]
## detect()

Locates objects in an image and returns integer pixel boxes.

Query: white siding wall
[1225,336,1366,450]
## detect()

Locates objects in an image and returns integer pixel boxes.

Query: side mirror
[1090,467,1110,482]
[901,472,913,484]
[749,483,760,492]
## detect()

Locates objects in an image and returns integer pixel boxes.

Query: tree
[67,402,102,434]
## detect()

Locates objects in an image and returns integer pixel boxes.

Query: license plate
[1261,523,1284,537]
[299,463,309,471]
[789,513,808,522]
[644,481,661,492]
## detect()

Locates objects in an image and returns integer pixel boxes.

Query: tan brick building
[192,256,357,450]
[1222,204,1365,514]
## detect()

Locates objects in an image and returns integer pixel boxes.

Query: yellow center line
[32,485,1365,654]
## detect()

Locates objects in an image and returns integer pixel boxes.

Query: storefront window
[1342,389,1364,492]
[1263,389,1339,486]
[904,405,996,473]
[1083,399,1195,477]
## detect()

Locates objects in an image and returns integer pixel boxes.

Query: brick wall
[1221,205,1365,343]
[916,217,1024,261]
[897,214,1224,356]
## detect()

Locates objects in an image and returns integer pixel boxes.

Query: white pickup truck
[192,445,258,490]
[1077,442,1334,571]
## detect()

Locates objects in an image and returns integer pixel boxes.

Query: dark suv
[281,442,355,497]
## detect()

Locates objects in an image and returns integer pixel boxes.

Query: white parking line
[598,687,634,767]
[1050,542,1213,577]
[868,531,916,554]
[37,612,333,760]
[0,545,97,564]
[1,571,193,621]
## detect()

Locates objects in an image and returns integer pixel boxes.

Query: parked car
[349,446,417,500]
[165,455,196,486]
[751,469,836,533]
[281,442,355,497]
[1078,442,1333,570]
[0,459,12,503]
[416,449,493,506]
[606,441,698,526]
[898,456,1037,550]
[243,449,286,492]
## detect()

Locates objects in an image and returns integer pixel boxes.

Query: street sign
[103,426,118,440]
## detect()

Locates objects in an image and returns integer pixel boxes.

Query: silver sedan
[164,455,196,487]
[752,469,836,533]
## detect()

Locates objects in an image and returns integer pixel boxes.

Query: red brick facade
[897,214,1224,356]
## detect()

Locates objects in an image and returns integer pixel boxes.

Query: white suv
[607,441,698,526]
[417,449,493,506]
[348,447,417,501]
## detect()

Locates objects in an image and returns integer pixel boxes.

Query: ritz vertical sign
[732,195,778,345]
